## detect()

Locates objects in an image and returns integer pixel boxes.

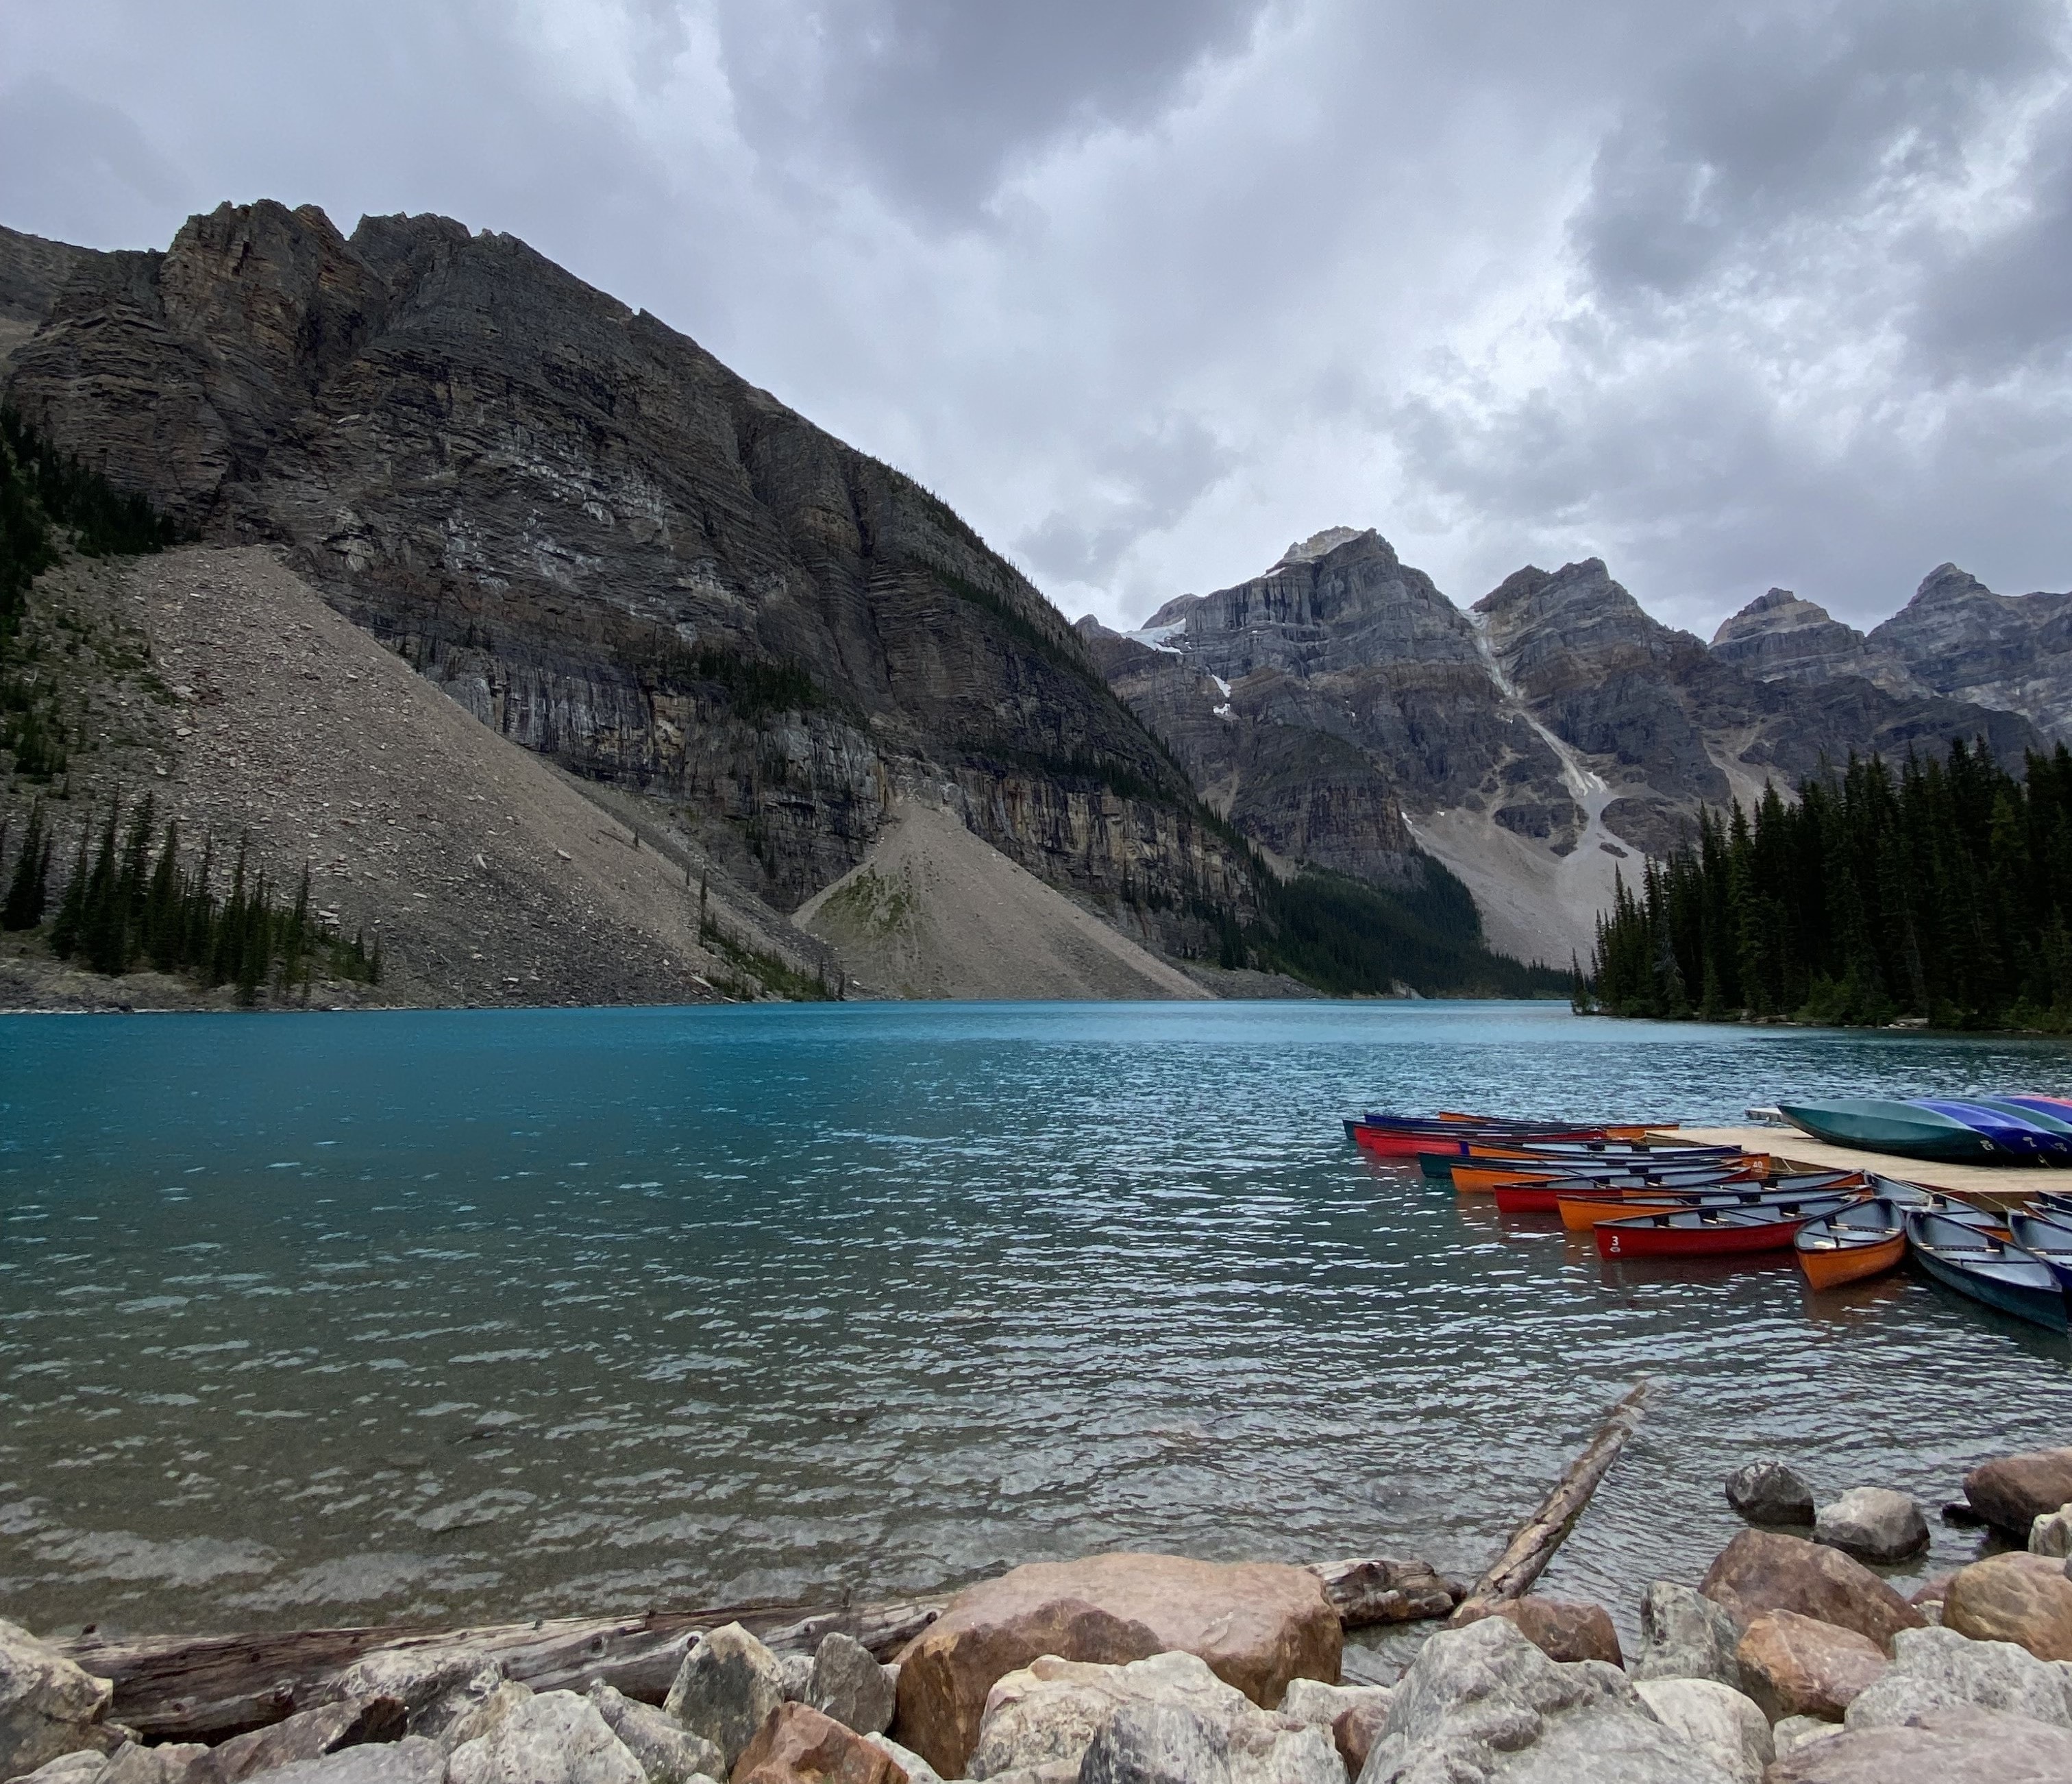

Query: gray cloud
[2,0,2070,637]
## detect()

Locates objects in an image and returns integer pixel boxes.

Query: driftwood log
[1449,1378,1655,1620]
[56,1553,1453,1745]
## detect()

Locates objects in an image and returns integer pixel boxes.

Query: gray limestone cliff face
[1,204,1257,947]
[1710,589,1924,694]
[1869,563,2072,741]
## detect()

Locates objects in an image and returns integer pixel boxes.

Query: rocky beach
[10,1440,2072,1784]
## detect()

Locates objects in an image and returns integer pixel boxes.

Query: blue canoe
[2009,1212,2072,1292]
[1906,1210,2069,1330]
[1911,1100,2072,1164]
[1779,1099,2007,1162]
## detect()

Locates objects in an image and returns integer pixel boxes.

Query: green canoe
[1777,1099,2003,1163]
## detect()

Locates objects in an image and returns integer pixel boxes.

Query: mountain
[1087,530,2045,964]
[1868,564,2072,740]
[0,201,1258,970]
[1709,589,1922,694]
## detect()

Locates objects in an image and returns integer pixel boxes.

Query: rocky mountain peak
[1908,562,1995,609]
[1869,563,2072,738]
[1473,557,1692,696]
[1709,587,1923,694]
[1273,524,1375,569]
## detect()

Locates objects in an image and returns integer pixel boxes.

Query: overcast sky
[4,1,2070,637]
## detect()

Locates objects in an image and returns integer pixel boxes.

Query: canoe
[1974,1098,2072,1136]
[1995,1095,2072,1122]
[1777,1099,2008,1162]
[1905,1210,2069,1331]
[1595,1197,1858,1259]
[1345,1119,1607,1160]
[1491,1167,1766,1214]
[2036,1188,2072,1221]
[1862,1175,2004,1234]
[1796,1197,1909,1291]
[1453,1155,1760,1196]
[1910,1100,2072,1164]
[2008,1212,2072,1291]
[1559,1181,1862,1233]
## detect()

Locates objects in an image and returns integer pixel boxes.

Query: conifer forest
[1583,739,2072,1031]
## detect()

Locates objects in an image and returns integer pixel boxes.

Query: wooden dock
[1681,1125,2056,1210]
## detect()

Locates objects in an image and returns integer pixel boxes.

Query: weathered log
[1449,1378,1655,1620]
[55,1595,948,1746]
[53,1545,1464,1746]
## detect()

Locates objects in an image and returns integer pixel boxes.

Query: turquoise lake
[3,1000,2069,1650]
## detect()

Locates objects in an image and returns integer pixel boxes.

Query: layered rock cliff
[0,206,1256,955]
[1869,564,2072,741]
[1710,589,1922,694]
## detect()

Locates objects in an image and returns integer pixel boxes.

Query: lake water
[3,1000,2069,1657]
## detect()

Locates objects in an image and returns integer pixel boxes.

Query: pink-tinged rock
[730,1703,905,1784]
[1964,1448,2072,1537]
[1699,1530,1922,1648]
[888,1552,1340,1779]
[1943,1553,2072,1661]
[1767,1704,2072,1781]
[1734,1611,1886,1722]
[1450,1596,1623,1665]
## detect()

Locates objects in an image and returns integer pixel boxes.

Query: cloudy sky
[4,0,2070,636]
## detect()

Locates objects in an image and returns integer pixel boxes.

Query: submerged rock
[889,1552,1340,1779]
[1631,1678,1772,1784]
[663,1624,787,1774]
[1724,1461,1815,1527]
[1812,1489,1928,1563]
[1943,1554,2072,1661]
[1357,1615,1736,1783]
[1629,1582,1744,1689]
[1964,1449,2072,1538]
[1699,1530,1921,1647]
[1733,1611,1885,1722]
[1,1620,118,1779]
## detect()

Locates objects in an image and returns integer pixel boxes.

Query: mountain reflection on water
[1,1000,2065,1642]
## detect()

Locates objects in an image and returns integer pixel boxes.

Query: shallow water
[2,1000,2069,1648]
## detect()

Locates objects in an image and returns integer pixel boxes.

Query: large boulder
[1732,1612,1884,1723]
[8,1754,115,1784]
[1355,1616,1738,1783]
[1844,1625,2072,1731]
[730,1703,905,1784]
[1723,1460,1814,1526]
[1451,1598,1621,1665]
[445,1691,643,1784]
[1629,1583,1743,1689]
[862,1736,937,1784]
[1965,1449,2072,1537]
[1075,1696,1341,1784]
[809,1636,896,1738]
[184,1701,409,1784]
[324,1649,502,1730]
[1,1621,118,1778]
[1943,1553,2072,1661]
[1698,1530,1922,1648]
[1631,1679,1771,1784]
[889,1552,1339,1779]
[1766,1704,2072,1781]
[586,1683,726,1784]
[663,1624,788,1774]
[1812,1489,1928,1563]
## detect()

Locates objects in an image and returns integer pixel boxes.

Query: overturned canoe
[1777,1098,2005,1162]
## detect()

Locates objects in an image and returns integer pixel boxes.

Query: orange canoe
[1797,1231,1906,1290]
[1557,1173,1864,1231]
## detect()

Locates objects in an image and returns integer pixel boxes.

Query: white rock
[1842,1624,2072,1731]
[445,1691,643,1784]
[432,1683,534,1755]
[808,1633,896,1737]
[1629,1583,1742,1690]
[863,1733,941,1783]
[8,1752,115,1784]
[1771,1715,1839,1757]
[1359,1616,1738,1784]
[774,1653,813,1704]
[1812,1488,1928,1563]
[1279,1678,1393,1726]
[661,1624,785,1774]
[1633,1679,1773,1784]
[970,1651,1249,1781]
[0,1620,116,1779]
[1077,1697,1343,1784]
[214,1742,441,1784]
[585,1683,726,1784]
[2029,1503,2072,1559]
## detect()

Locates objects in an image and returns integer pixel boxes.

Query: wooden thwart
[1451,1378,1655,1619]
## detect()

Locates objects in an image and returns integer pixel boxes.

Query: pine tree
[1,799,50,929]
